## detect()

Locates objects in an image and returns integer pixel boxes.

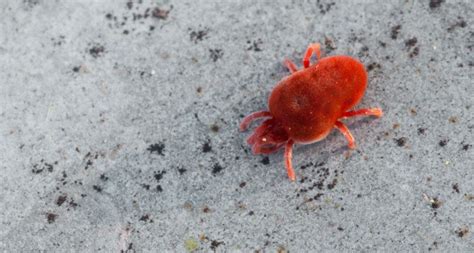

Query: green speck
[184,238,199,252]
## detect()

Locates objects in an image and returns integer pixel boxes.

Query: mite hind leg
[284,139,296,181]
[303,43,321,68]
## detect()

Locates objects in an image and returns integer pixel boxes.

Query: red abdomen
[269,55,367,143]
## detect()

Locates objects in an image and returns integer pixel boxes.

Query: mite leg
[239,111,272,131]
[342,108,383,119]
[334,121,356,149]
[303,43,321,68]
[283,59,298,73]
[284,139,296,181]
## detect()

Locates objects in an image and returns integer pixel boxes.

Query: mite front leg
[284,139,296,181]
[239,111,272,131]
[303,43,321,68]
[342,108,383,119]
[334,121,356,149]
[283,59,298,73]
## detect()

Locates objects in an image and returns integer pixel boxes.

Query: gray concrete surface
[1,0,473,252]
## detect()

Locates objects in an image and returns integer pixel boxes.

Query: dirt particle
[448,18,467,32]
[429,0,444,9]
[452,183,460,193]
[327,178,338,190]
[126,1,133,9]
[261,156,270,165]
[156,185,163,192]
[202,140,212,153]
[152,7,170,20]
[367,62,381,72]
[324,36,337,53]
[141,184,150,190]
[337,226,344,231]
[56,194,67,206]
[210,240,224,251]
[100,174,109,181]
[239,181,246,188]
[89,45,105,58]
[92,185,102,192]
[190,29,209,43]
[448,116,458,123]
[210,124,219,132]
[247,39,263,52]
[196,87,202,93]
[154,171,166,182]
[430,197,442,209]
[409,47,419,58]
[455,226,469,238]
[211,163,224,175]
[417,128,426,135]
[105,13,113,20]
[46,213,57,224]
[139,214,150,222]
[462,144,471,151]
[439,139,448,147]
[391,25,402,40]
[177,166,186,175]
[147,142,165,156]
[202,206,211,213]
[405,37,418,48]
[72,66,80,72]
[209,49,223,62]
[394,137,407,147]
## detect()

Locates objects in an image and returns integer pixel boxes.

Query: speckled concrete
[0,0,473,252]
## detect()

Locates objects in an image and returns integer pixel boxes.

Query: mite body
[240,43,382,181]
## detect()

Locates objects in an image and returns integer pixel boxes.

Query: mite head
[246,118,289,154]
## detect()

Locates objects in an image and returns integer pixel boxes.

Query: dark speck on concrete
[92,185,102,192]
[72,66,80,72]
[394,137,407,147]
[190,28,209,43]
[447,17,467,32]
[239,182,246,188]
[152,7,171,20]
[462,143,471,151]
[210,124,219,132]
[147,142,165,156]
[210,240,224,251]
[46,213,57,224]
[452,183,460,193]
[139,214,150,222]
[261,157,269,165]
[391,25,401,40]
[405,37,418,48]
[177,166,186,175]
[100,174,109,181]
[154,171,166,182]
[429,0,444,9]
[156,185,163,192]
[89,45,105,58]
[417,128,426,135]
[56,194,67,206]
[202,140,212,153]
[209,49,223,62]
[247,39,263,51]
[455,227,469,238]
[212,163,224,175]
[438,139,448,147]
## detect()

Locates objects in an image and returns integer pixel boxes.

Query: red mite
[240,43,383,181]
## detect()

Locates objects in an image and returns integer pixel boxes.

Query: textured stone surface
[0,0,473,252]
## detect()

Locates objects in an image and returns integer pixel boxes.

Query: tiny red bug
[240,43,383,181]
